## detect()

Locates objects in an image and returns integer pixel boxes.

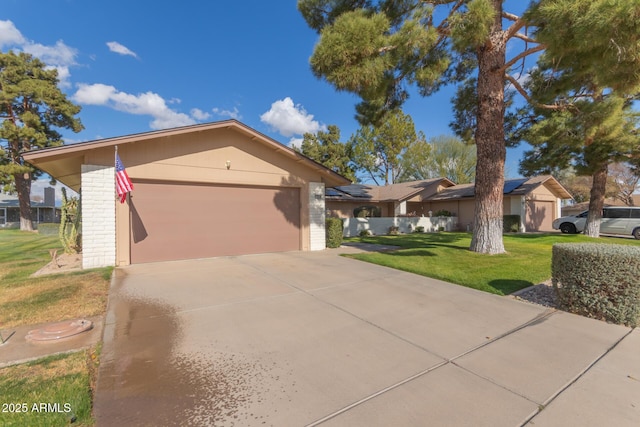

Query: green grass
[0,230,112,426]
[0,351,97,426]
[345,232,640,295]
[0,230,111,328]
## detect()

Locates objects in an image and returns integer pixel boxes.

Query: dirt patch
[32,253,82,277]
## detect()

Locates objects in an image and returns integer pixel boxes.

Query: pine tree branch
[502,11,519,21]
[504,15,526,41]
[513,32,537,43]
[505,74,563,111]
[501,44,545,73]
[435,0,465,38]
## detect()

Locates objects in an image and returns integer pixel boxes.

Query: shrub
[325,217,344,248]
[358,229,372,237]
[354,205,381,218]
[434,209,453,217]
[388,226,400,235]
[503,215,520,233]
[552,243,640,327]
[414,226,425,233]
[37,223,60,236]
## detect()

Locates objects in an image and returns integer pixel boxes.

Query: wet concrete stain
[94,295,290,426]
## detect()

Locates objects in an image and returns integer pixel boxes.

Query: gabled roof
[429,175,573,201]
[327,178,456,203]
[22,120,351,191]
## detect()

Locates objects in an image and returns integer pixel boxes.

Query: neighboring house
[326,178,456,218]
[23,120,350,269]
[327,175,573,232]
[0,187,60,228]
[562,195,640,217]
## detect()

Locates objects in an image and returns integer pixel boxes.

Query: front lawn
[0,229,112,426]
[0,230,112,328]
[0,349,99,427]
[345,232,640,295]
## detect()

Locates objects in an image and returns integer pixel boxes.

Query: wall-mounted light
[225,160,231,170]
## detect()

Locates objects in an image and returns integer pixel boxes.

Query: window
[0,208,5,226]
[631,209,640,219]
[604,208,630,219]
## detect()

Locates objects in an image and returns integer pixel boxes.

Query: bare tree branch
[505,74,563,111]
[501,44,545,73]
[502,11,519,21]
[504,16,526,41]
[513,32,537,43]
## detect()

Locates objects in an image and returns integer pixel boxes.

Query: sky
[2,0,532,199]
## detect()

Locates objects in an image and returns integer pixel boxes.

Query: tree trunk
[14,172,34,231]
[583,163,608,237]
[469,1,506,254]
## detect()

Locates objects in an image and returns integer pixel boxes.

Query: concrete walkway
[94,248,639,426]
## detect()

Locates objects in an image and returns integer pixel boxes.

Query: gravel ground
[511,280,559,308]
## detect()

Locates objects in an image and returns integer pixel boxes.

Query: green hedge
[37,223,60,236]
[503,215,520,233]
[552,243,640,327]
[326,217,344,248]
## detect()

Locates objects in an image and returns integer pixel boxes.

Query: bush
[354,205,381,218]
[326,217,344,248]
[552,243,640,327]
[359,229,372,237]
[388,226,400,235]
[503,215,520,233]
[414,226,425,233]
[37,223,60,235]
[434,209,453,217]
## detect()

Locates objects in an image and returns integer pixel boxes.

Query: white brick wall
[81,165,116,268]
[309,182,326,251]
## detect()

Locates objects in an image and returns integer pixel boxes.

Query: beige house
[23,120,350,268]
[327,175,573,232]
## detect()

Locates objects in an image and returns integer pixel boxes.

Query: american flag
[115,153,134,203]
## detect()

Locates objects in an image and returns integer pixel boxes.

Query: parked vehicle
[552,206,640,239]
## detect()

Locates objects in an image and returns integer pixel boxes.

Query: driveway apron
[94,250,635,426]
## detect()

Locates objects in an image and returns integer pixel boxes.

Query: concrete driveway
[94,248,639,426]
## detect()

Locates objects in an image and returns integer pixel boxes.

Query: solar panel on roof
[503,178,528,194]
[336,185,373,199]
[325,188,343,197]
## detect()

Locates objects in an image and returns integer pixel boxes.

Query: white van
[552,206,640,239]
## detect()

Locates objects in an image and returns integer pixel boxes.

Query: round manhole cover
[26,319,93,342]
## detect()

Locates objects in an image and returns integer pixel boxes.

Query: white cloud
[0,20,77,87]
[288,137,303,149]
[23,40,77,66]
[212,107,241,120]
[260,97,324,137]
[190,108,211,121]
[106,41,138,58]
[73,83,197,130]
[0,20,26,47]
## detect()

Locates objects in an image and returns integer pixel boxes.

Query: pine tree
[297,125,357,182]
[298,0,640,253]
[0,51,83,231]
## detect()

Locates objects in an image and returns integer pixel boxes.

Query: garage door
[129,181,301,263]
[526,200,555,232]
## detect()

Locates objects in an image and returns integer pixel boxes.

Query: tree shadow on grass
[357,232,470,249]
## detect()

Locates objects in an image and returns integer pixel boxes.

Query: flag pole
[114,145,118,202]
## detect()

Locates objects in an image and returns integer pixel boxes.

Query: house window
[0,208,5,225]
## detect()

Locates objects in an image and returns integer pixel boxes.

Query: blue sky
[3,0,531,198]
